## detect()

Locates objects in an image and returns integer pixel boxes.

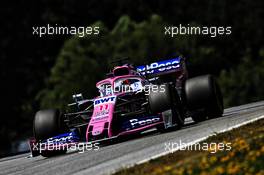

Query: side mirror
[72,93,83,102]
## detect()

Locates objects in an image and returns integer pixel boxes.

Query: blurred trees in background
[38,15,196,109]
[39,14,264,109]
[1,0,263,156]
[219,52,264,107]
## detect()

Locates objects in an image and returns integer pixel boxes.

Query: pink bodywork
[85,62,187,141]
[86,74,158,141]
[86,65,162,141]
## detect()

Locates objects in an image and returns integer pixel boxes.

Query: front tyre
[33,109,67,157]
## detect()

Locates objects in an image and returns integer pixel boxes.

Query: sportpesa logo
[46,133,74,144]
[129,117,160,128]
[136,58,180,75]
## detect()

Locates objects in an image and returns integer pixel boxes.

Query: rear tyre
[33,109,67,157]
[185,75,223,122]
[148,84,185,129]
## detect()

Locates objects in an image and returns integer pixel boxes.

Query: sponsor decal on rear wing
[136,57,182,77]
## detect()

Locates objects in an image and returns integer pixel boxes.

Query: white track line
[137,114,264,165]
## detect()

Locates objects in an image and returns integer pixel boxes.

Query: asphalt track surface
[1,101,264,175]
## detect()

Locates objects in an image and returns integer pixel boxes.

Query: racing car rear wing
[136,57,183,78]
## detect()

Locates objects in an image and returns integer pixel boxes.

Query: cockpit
[114,77,143,93]
[97,77,144,97]
[97,83,113,97]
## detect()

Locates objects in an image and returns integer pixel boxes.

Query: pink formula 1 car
[30,57,223,157]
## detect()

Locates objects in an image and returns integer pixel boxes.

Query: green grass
[114,119,264,175]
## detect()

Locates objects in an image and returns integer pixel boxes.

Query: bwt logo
[94,96,116,105]
[137,58,180,75]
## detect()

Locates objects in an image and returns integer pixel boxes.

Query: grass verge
[114,119,264,175]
